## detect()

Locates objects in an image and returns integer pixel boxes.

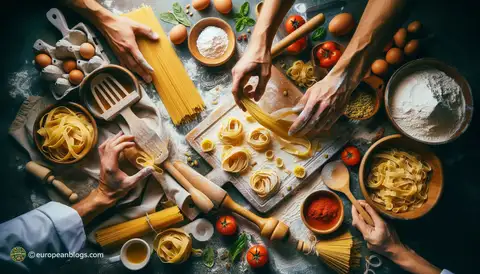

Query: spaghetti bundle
[153,228,193,264]
[249,169,280,198]
[37,106,94,162]
[95,206,183,249]
[124,7,205,125]
[247,127,271,151]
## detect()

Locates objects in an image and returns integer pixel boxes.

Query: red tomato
[285,15,306,34]
[286,37,307,54]
[341,146,361,166]
[316,42,342,68]
[216,215,237,236]
[246,245,269,268]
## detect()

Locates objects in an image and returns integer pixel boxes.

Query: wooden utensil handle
[345,191,374,226]
[51,178,79,203]
[271,13,326,58]
[221,195,289,241]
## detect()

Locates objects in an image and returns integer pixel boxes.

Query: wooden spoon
[321,161,374,226]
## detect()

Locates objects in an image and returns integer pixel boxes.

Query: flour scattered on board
[8,66,38,99]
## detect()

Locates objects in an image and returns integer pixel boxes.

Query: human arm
[289,0,408,136]
[231,0,295,111]
[352,200,442,274]
[65,0,158,82]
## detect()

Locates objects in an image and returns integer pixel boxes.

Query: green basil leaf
[240,2,250,17]
[235,18,247,32]
[312,27,326,41]
[158,12,179,25]
[234,13,244,19]
[245,18,256,27]
[202,247,215,268]
[172,2,191,27]
[229,233,248,262]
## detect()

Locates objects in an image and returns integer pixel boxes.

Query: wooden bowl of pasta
[359,134,443,220]
[33,102,98,165]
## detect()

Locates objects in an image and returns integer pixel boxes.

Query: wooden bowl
[301,190,344,234]
[359,134,444,220]
[385,58,473,145]
[188,17,236,67]
[343,77,383,120]
[255,2,263,17]
[310,41,346,80]
[33,101,98,165]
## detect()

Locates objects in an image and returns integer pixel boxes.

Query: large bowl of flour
[385,59,473,145]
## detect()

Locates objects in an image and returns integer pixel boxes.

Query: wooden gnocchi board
[186,66,355,213]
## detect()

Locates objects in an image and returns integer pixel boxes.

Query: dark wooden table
[0,0,478,273]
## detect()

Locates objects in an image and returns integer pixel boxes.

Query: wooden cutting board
[186,66,354,213]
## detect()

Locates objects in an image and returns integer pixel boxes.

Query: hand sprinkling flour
[196,26,228,59]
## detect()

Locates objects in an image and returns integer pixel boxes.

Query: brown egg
[213,0,232,14]
[371,59,389,76]
[169,24,188,45]
[407,21,422,34]
[35,53,51,69]
[328,13,355,36]
[404,39,420,56]
[63,59,77,73]
[192,0,210,10]
[80,43,95,60]
[386,48,404,65]
[393,28,407,48]
[69,69,84,85]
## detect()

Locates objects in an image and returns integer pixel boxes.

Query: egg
[169,24,188,45]
[385,48,404,65]
[213,0,232,14]
[79,43,95,60]
[69,69,84,85]
[404,39,419,56]
[407,21,422,34]
[371,59,389,76]
[35,53,51,69]
[393,28,407,48]
[63,59,77,73]
[328,13,355,36]
[192,0,210,10]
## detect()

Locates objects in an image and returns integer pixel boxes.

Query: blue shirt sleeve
[0,202,86,272]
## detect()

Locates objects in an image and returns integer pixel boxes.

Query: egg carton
[33,8,110,100]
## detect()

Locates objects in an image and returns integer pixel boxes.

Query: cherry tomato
[286,37,307,54]
[341,146,361,166]
[216,215,237,236]
[285,15,306,34]
[316,42,342,68]
[246,245,269,268]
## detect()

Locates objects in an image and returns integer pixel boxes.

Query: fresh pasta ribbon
[37,106,94,162]
[367,149,431,213]
[218,117,244,145]
[153,228,192,264]
[286,60,317,88]
[136,150,164,174]
[247,127,271,151]
[221,146,251,173]
[249,169,280,198]
[200,138,215,152]
[293,165,306,178]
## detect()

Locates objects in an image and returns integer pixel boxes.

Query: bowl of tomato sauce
[301,190,344,234]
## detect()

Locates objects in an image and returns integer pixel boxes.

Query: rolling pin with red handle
[26,161,79,203]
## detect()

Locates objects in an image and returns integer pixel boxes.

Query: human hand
[96,132,153,205]
[98,15,158,83]
[352,200,405,258]
[231,40,272,111]
[288,76,349,137]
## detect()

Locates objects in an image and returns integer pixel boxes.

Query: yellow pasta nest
[293,165,306,178]
[247,127,272,151]
[200,138,215,152]
[265,150,274,160]
[221,146,251,173]
[218,117,244,145]
[249,169,280,198]
[153,228,192,264]
[286,60,317,88]
[275,157,284,168]
[367,149,431,213]
[37,106,94,162]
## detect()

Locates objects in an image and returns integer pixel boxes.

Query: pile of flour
[390,68,465,142]
[196,26,228,59]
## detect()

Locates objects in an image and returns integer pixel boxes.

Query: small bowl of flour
[188,17,235,67]
[385,59,473,145]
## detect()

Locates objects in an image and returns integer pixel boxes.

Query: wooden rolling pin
[26,161,79,203]
[271,13,326,58]
[172,161,289,241]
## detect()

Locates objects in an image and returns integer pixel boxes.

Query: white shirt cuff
[441,270,454,274]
